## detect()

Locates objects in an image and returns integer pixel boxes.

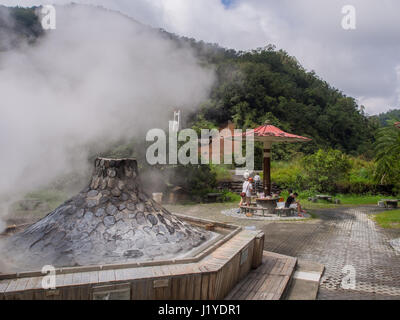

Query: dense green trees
[188,46,375,161]
[375,109,400,127]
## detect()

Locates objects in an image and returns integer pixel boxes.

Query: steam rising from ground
[0,5,215,223]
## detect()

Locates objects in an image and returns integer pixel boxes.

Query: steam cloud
[0,5,215,226]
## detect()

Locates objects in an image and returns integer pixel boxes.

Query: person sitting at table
[285,192,307,217]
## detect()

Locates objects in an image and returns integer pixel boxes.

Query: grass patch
[335,195,397,205]
[7,188,69,220]
[373,209,400,229]
[222,191,241,203]
[279,190,399,210]
[25,189,68,210]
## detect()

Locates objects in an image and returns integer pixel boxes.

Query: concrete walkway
[261,206,400,299]
[167,203,400,300]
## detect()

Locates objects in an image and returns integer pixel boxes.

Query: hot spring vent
[4,158,211,269]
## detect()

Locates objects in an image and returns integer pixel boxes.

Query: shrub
[271,160,306,191]
[220,190,241,203]
[169,164,217,198]
[210,164,232,182]
[302,149,351,193]
[271,152,394,195]
[374,119,400,185]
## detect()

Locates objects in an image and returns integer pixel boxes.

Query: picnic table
[240,203,297,217]
[256,197,279,215]
[380,199,398,209]
[274,207,297,217]
[316,195,333,202]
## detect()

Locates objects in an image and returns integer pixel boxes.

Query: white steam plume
[0,5,215,221]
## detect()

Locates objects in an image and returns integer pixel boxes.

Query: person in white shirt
[254,173,261,192]
[238,173,253,212]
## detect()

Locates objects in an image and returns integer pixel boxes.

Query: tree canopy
[185,45,375,160]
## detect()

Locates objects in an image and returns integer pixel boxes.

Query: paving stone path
[221,208,310,221]
[261,206,400,299]
[167,203,400,299]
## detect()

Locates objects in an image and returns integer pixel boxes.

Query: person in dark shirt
[285,193,296,208]
[285,192,306,217]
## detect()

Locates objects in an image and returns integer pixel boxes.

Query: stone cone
[4,158,211,270]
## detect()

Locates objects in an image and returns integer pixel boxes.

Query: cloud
[2,1,400,114]
[0,4,215,217]
[5,0,396,115]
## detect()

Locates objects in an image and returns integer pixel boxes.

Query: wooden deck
[0,226,265,300]
[225,251,297,300]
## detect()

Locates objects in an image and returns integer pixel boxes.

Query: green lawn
[295,193,399,210]
[25,189,68,209]
[9,189,70,220]
[373,209,400,229]
[227,189,398,210]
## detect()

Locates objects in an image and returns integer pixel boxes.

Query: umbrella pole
[263,142,272,195]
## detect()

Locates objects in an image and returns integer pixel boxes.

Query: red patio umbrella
[241,121,311,195]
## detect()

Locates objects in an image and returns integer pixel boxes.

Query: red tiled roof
[251,124,311,140]
[236,124,311,142]
[395,122,400,128]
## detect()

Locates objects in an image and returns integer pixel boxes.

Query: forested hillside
[375,109,400,127]
[0,5,376,158]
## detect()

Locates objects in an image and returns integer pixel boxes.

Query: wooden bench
[316,195,333,202]
[205,193,223,203]
[225,251,297,300]
[239,206,271,217]
[274,207,296,217]
[240,205,296,217]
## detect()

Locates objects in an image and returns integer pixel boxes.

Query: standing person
[248,177,254,195]
[237,173,253,213]
[285,192,306,217]
[254,173,261,193]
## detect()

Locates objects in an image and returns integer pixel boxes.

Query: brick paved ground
[167,203,400,300]
[261,206,400,300]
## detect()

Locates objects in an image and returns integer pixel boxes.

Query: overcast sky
[2,0,400,115]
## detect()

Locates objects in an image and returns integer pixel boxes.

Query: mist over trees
[0,5,377,157]
[0,6,43,50]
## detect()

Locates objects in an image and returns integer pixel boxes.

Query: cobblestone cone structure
[5,158,211,270]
